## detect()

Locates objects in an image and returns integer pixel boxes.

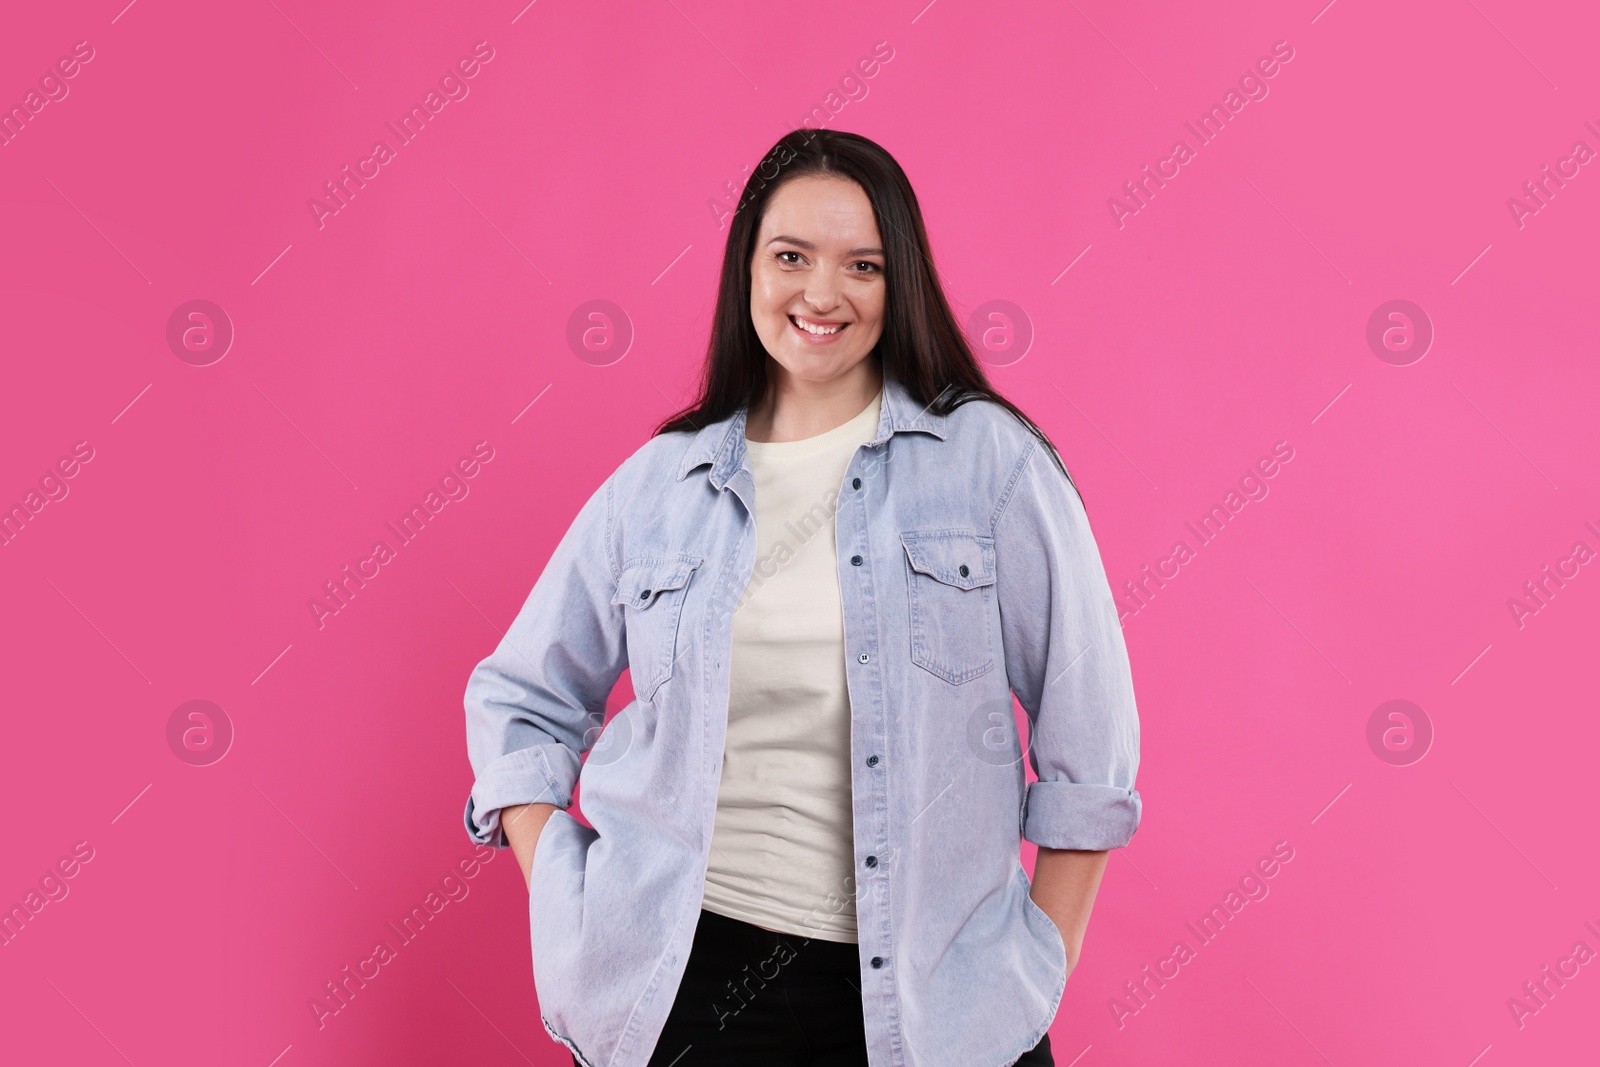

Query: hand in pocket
[501,803,561,889]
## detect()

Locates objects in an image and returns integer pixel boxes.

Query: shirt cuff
[1022,780,1142,850]
[463,744,580,847]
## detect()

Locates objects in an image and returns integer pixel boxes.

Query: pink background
[3,1,1597,1064]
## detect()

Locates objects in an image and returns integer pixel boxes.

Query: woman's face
[749,175,887,385]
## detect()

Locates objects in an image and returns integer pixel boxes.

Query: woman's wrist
[501,803,560,889]
[1029,847,1110,973]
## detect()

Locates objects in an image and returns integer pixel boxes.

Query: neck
[745,359,883,443]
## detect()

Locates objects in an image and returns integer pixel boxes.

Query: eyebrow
[767,235,885,256]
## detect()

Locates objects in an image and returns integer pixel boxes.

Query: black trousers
[574,908,1054,1067]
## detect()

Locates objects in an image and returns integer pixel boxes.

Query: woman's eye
[777,251,803,265]
[853,261,882,274]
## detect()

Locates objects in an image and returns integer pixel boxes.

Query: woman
[462,128,1142,1067]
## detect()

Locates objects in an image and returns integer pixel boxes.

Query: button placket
[843,455,891,993]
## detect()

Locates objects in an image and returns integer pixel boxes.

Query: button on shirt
[462,372,1143,1067]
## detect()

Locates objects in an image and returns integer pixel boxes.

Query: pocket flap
[611,556,702,607]
[900,531,996,589]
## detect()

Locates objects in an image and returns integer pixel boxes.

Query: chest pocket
[611,555,703,703]
[901,530,998,685]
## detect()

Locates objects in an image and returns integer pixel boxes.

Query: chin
[777,350,869,380]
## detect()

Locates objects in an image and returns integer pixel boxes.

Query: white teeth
[792,316,843,335]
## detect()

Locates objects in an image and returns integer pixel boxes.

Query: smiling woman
[463,129,1142,1067]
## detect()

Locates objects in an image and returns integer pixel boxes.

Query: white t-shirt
[699,387,883,943]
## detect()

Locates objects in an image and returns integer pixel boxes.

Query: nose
[802,271,843,313]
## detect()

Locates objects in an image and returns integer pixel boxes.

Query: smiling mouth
[790,315,848,336]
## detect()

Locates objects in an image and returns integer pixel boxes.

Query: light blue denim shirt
[463,371,1142,1067]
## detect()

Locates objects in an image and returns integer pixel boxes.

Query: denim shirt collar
[675,370,950,489]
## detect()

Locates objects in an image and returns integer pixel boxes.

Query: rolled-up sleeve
[462,472,628,847]
[994,440,1142,850]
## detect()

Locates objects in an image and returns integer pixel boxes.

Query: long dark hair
[653,128,1082,508]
